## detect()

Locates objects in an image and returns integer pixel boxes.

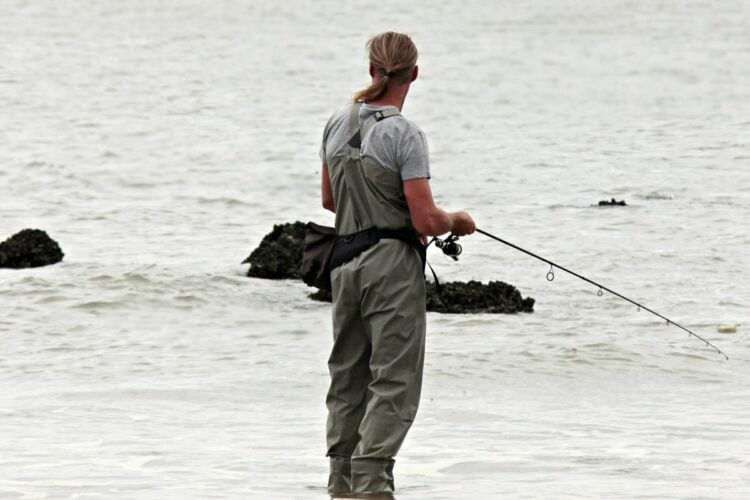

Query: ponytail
[353,32,418,103]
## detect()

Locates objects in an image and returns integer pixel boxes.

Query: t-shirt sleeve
[319,115,333,163]
[398,128,431,180]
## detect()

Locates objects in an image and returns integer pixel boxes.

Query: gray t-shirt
[319,103,430,180]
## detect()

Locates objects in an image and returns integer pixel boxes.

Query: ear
[369,63,376,78]
[411,65,419,82]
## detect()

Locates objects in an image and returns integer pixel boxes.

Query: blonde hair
[353,32,418,103]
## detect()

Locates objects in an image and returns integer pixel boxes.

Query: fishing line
[461,228,728,360]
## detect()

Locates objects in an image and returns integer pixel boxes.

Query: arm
[403,178,475,236]
[321,163,335,213]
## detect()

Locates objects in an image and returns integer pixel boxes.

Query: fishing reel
[433,233,462,261]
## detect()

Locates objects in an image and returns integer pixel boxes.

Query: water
[1,0,749,498]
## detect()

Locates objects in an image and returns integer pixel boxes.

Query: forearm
[323,197,336,213]
[414,208,452,236]
[417,209,473,236]
[321,163,335,213]
[405,178,470,236]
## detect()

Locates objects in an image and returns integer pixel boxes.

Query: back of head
[353,31,418,103]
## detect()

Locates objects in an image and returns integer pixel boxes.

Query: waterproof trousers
[326,239,426,496]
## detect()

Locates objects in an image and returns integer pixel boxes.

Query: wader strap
[342,104,401,229]
[347,102,363,148]
[333,103,428,277]
[347,105,400,149]
[361,108,400,141]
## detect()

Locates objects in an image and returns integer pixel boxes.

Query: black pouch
[329,228,381,271]
[301,224,423,291]
[299,222,336,291]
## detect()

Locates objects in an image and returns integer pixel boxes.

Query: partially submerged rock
[242,221,307,279]
[426,280,534,313]
[310,280,534,314]
[244,221,535,314]
[309,288,332,303]
[0,229,64,269]
[597,198,627,206]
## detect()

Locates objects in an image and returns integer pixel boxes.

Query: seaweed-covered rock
[243,222,535,314]
[309,280,534,314]
[309,288,332,303]
[426,280,534,313]
[597,198,627,206]
[0,229,64,269]
[242,221,307,279]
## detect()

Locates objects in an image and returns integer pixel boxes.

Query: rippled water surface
[2,1,749,498]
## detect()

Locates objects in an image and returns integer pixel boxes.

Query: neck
[366,82,409,110]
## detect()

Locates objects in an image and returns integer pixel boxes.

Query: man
[319,31,475,499]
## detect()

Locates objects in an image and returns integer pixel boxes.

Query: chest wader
[325,103,427,497]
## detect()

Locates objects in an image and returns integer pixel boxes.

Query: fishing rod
[432,229,728,360]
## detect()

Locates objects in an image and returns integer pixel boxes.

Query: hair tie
[385,70,396,77]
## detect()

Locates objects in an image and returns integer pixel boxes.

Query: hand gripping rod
[476,228,729,360]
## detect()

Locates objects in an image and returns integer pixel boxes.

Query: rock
[309,288,332,303]
[242,221,308,279]
[309,280,534,314]
[244,222,535,314]
[425,280,534,313]
[0,229,64,269]
[597,198,627,206]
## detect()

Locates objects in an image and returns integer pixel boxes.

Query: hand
[450,211,476,236]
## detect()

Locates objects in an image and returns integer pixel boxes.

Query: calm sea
[1,1,748,498]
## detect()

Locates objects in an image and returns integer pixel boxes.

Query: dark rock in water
[244,221,534,314]
[597,198,627,206]
[242,221,308,279]
[309,288,332,303]
[426,280,534,314]
[0,229,64,269]
[309,279,534,314]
